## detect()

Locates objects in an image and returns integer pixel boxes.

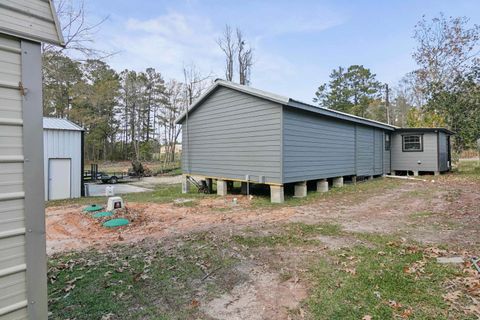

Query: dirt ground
[46,195,296,254]
[46,173,480,319]
[46,175,479,255]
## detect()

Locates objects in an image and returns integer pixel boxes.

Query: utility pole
[385,83,390,124]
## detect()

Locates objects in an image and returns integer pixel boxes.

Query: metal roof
[0,0,65,46]
[43,117,84,131]
[395,127,455,135]
[175,79,397,131]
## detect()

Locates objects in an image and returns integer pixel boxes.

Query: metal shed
[43,118,84,201]
[176,80,397,203]
[391,128,453,175]
[0,1,63,319]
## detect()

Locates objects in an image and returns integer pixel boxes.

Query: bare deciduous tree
[182,63,212,105]
[236,29,253,85]
[44,0,111,59]
[413,13,480,93]
[216,25,237,81]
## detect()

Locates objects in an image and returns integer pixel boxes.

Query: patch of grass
[122,184,211,203]
[453,159,480,179]
[172,200,198,207]
[410,211,435,219]
[46,195,106,208]
[402,188,436,200]
[445,189,461,202]
[250,178,402,209]
[286,222,343,237]
[233,222,343,247]
[48,236,239,320]
[307,237,468,319]
[46,184,213,208]
[48,177,402,211]
[353,232,400,246]
[211,207,231,212]
[279,270,294,282]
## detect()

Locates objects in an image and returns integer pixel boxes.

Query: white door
[49,158,71,200]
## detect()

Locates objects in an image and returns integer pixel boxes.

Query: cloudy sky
[84,0,480,102]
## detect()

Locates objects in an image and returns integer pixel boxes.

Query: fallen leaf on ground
[443,290,462,303]
[388,300,402,309]
[344,268,356,275]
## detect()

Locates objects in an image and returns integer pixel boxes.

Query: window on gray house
[385,134,391,151]
[402,134,423,152]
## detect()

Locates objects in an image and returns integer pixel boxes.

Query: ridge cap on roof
[175,80,397,130]
[217,80,396,129]
[288,98,398,129]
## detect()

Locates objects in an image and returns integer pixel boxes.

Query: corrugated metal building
[0,1,63,319]
[176,80,452,203]
[43,118,84,201]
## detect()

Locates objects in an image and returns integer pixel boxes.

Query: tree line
[42,0,254,164]
[313,13,480,153]
[43,53,211,162]
[45,1,479,164]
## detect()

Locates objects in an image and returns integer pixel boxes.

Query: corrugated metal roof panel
[43,117,83,131]
[175,79,397,131]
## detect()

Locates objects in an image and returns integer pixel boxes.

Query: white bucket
[105,185,115,197]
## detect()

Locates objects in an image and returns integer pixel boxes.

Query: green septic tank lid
[83,204,103,212]
[103,218,129,228]
[92,211,113,218]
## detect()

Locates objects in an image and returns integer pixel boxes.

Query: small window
[385,134,391,151]
[402,134,423,152]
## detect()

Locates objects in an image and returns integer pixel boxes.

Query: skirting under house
[175,80,453,203]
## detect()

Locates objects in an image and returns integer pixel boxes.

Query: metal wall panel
[43,129,82,200]
[0,34,28,320]
[21,39,48,320]
[182,86,282,184]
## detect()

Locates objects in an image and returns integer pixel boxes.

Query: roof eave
[175,82,221,124]
[175,80,396,131]
[287,100,397,131]
[175,80,289,124]
[48,0,66,47]
[395,128,455,135]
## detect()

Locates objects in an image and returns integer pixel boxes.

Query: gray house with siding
[176,80,453,203]
[391,128,453,175]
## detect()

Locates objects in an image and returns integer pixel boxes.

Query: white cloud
[99,11,223,79]
[246,3,346,39]
[95,5,345,99]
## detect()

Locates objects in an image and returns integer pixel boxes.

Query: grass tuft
[48,237,238,320]
[307,238,467,319]
[233,222,343,248]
